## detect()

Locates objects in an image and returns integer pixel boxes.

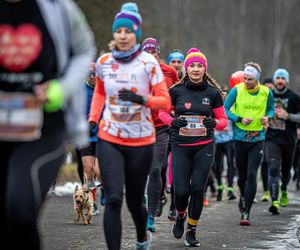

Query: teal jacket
[224,86,275,142]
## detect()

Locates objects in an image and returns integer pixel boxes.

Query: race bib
[179,115,207,137]
[109,96,142,123]
[0,91,43,141]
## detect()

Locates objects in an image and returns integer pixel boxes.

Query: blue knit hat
[167,50,184,64]
[112,2,142,41]
[273,68,289,82]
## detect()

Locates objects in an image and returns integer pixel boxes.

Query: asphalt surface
[40,184,300,250]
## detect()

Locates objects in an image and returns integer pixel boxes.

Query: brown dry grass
[56,163,80,184]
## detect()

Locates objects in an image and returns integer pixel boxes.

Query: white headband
[244,65,260,81]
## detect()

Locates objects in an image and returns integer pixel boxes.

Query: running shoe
[146,214,156,232]
[136,230,152,250]
[238,196,246,213]
[92,202,99,215]
[168,209,177,221]
[240,212,250,226]
[260,191,270,202]
[269,200,280,215]
[156,194,167,217]
[203,195,209,207]
[227,187,237,200]
[171,213,186,239]
[217,185,223,201]
[100,187,106,206]
[184,229,200,247]
[280,190,289,207]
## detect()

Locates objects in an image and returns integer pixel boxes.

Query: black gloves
[203,117,216,129]
[118,89,145,105]
[171,117,188,128]
[89,121,97,136]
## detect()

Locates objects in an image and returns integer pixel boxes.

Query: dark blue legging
[97,140,154,250]
[172,142,214,221]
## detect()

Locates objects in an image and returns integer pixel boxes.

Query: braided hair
[204,73,223,94]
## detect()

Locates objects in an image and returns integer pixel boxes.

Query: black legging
[97,140,154,250]
[75,148,84,184]
[147,128,169,216]
[260,151,269,192]
[214,141,235,187]
[265,140,296,201]
[1,130,65,250]
[234,141,263,212]
[172,142,214,221]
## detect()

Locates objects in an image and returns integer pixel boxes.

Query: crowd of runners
[1,1,300,250]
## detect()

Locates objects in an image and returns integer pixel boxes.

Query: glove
[118,89,145,105]
[44,80,64,113]
[171,117,188,128]
[203,117,216,129]
[89,121,97,136]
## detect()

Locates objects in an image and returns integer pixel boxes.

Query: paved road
[40,186,300,250]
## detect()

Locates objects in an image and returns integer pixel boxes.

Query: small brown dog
[73,184,94,225]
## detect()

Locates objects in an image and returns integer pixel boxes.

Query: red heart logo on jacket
[184,102,192,109]
[0,24,42,72]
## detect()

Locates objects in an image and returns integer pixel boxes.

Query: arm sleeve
[224,87,240,123]
[88,76,106,123]
[288,113,300,123]
[266,90,275,119]
[213,106,228,130]
[287,92,300,122]
[58,0,97,102]
[158,105,174,127]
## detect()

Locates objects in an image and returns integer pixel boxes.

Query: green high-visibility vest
[232,83,269,131]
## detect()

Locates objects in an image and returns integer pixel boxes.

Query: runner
[0,0,96,249]
[214,85,237,201]
[265,68,300,215]
[168,49,185,79]
[224,62,274,225]
[141,37,179,232]
[159,48,228,246]
[80,62,104,214]
[88,3,170,249]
